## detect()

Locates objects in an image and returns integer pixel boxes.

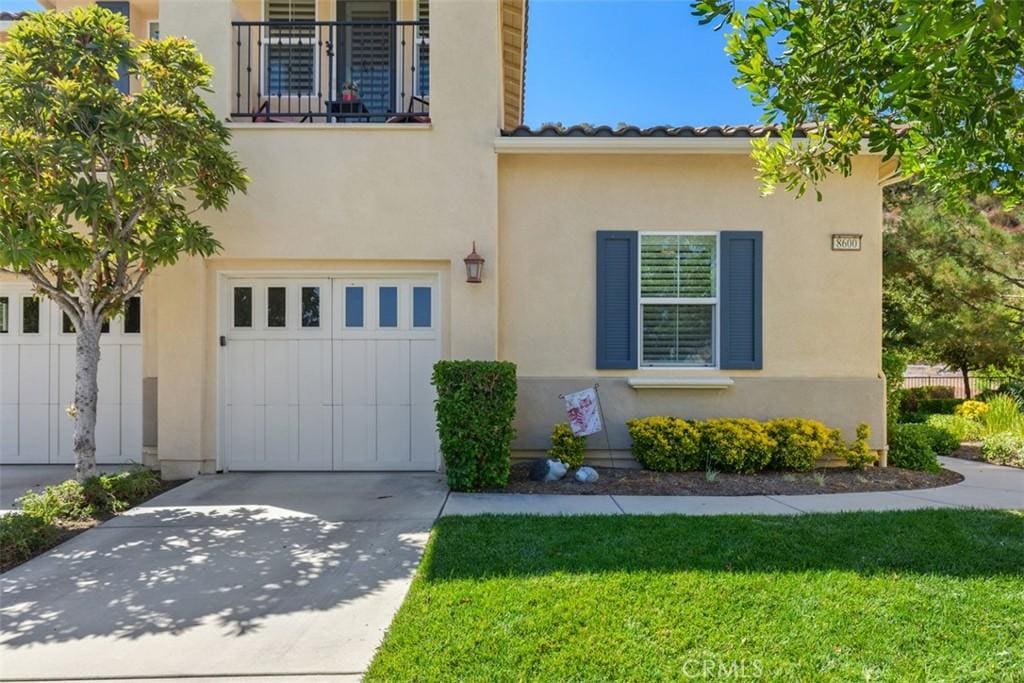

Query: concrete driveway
[0,471,449,681]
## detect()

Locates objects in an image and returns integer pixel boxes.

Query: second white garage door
[223,277,441,471]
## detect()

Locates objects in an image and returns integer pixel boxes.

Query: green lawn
[366,509,1024,682]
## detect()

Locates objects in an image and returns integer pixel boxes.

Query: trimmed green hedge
[433,360,517,491]
[888,424,942,472]
[702,418,776,473]
[626,417,703,471]
[626,416,872,473]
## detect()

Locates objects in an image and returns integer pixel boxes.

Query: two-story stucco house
[0,0,894,478]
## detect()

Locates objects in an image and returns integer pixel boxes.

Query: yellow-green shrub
[626,417,703,471]
[702,419,776,473]
[955,400,990,421]
[548,422,586,469]
[765,418,841,472]
[844,423,878,470]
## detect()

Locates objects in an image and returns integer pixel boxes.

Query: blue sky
[524,0,762,127]
[2,0,763,126]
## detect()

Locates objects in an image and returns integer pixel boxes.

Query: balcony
[231,19,429,123]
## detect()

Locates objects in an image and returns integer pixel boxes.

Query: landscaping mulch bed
[948,442,986,463]
[1,478,187,574]
[498,462,963,496]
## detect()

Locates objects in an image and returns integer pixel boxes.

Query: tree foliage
[883,186,1024,395]
[0,7,247,478]
[692,0,1024,205]
[1,6,247,320]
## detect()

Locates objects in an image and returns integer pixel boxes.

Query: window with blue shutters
[596,230,762,372]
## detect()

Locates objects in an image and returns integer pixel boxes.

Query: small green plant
[17,468,163,522]
[981,395,1024,438]
[843,423,878,470]
[0,513,58,569]
[85,468,163,513]
[704,467,719,483]
[980,432,1024,468]
[702,418,776,474]
[17,480,94,523]
[626,417,703,472]
[955,400,990,421]
[548,423,586,469]
[765,418,841,472]
[925,414,984,442]
[888,424,941,473]
[811,472,827,487]
[432,360,517,491]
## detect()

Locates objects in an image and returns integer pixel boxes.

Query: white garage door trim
[0,283,144,464]
[217,272,442,472]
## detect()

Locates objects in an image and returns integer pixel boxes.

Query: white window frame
[261,0,320,99]
[638,231,720,369]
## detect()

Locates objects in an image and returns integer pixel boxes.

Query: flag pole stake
[593,383,616,469]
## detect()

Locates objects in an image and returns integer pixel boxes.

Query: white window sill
[628,377,734,390]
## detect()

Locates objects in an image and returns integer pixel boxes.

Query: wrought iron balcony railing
[232,20,429,123]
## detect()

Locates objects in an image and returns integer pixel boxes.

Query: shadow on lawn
[425,508,1024,581]
[0,505,429,648]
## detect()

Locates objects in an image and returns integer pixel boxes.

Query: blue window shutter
[98,2,131,94]
[596,230,638,369]
[719,231,763,370]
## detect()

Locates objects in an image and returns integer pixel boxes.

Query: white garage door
[0,284,143,464]
[223,277,441,471]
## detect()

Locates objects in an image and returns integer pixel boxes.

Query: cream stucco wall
[498,153,884,378]
[152,0,502,475]
[497,152,887,451]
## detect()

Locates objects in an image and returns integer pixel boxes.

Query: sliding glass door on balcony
[232,0,427,122]
[338,0,396,118]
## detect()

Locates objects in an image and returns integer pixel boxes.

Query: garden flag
[564,387,603,437]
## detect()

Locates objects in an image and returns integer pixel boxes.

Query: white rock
[545,459,568,481]
[575,466,599,483]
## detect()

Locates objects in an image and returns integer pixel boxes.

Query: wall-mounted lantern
[464,242,485,283]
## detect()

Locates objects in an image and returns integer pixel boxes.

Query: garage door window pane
[62,313,107,334]
[124,297,141,334]
[22,297,39,334]
[267,287,287,328]
[345,287,364,327]
[234,287,253,328]
[301,287,320,328]
[379,287,398,328]
[413,287,431,328]
[0,297,8,333]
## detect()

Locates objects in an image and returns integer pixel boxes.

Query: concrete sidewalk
[442,457,1024,516]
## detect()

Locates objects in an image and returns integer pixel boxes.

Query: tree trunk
[960,366,972,400]
[72,320,102,482]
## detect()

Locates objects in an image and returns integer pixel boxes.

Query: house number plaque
[831,234,862,251]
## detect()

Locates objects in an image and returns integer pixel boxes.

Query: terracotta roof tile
[502,123,816,138]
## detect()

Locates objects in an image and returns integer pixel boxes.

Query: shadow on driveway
[0,472,448,679]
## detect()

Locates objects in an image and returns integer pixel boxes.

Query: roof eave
[495,136,888,155]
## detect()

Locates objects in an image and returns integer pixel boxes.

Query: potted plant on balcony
[342,82,360,102]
